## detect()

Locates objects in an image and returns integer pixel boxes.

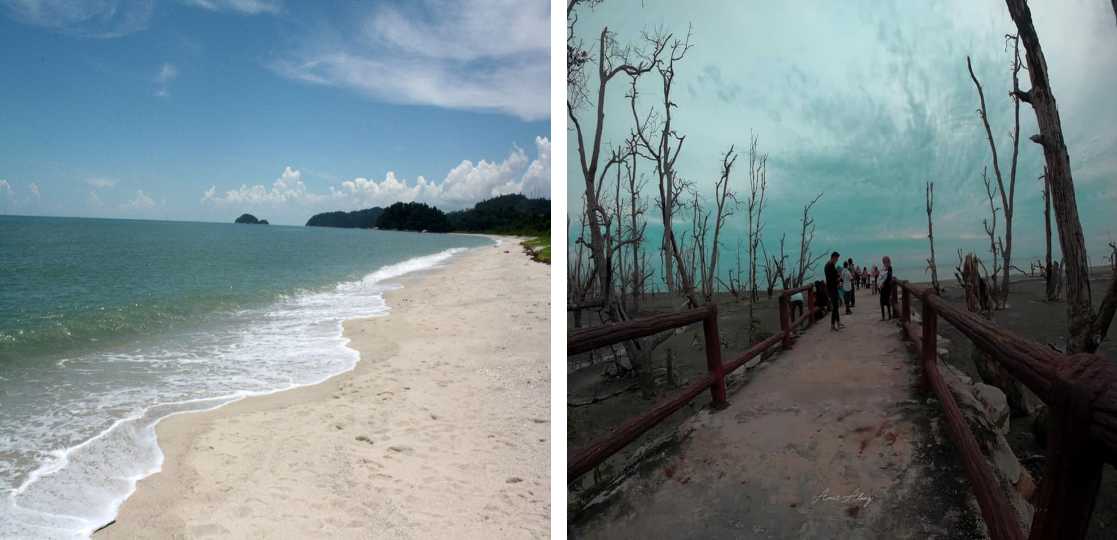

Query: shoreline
[101,239,549,538]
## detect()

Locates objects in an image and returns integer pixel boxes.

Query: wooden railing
[567,285,818,482]
[896,280,1117,540]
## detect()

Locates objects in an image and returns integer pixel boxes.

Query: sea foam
[0,247,468,539]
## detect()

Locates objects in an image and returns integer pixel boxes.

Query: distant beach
[102,238,550,538]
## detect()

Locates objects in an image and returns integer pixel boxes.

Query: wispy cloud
[271,0,549,120]
[0,0,154,38]
[203,136,550,210]
[123,189,156,209]
[0,0,279,38]
[181,0,281,15]
[85,177,118,189]
[154,63,178,97]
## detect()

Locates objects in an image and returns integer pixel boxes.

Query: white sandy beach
[102,239,550,539]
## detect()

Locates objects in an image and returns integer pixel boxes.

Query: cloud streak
[181,0,281,15]
[0,0,154,38]
[271,0,549,120]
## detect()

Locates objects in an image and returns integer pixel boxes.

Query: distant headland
[304,194,549,235]
[234,213,268,225]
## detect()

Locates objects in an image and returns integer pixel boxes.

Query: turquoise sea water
[0,215,488,538]
[569,221,1062,291]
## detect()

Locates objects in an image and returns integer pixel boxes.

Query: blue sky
[0,0,550,225]
[568,0,1117,275]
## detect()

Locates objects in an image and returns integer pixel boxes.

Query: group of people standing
[822,252,894,331]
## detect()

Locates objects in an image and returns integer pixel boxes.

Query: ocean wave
[0,246,468,539]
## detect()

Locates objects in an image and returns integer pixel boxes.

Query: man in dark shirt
[824,251,843,331]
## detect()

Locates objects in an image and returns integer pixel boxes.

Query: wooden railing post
[779,294,792,349]
[1029,354,1106,540]
[703,308,728,410]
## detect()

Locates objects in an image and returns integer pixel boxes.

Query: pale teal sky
[569,0,1117,276]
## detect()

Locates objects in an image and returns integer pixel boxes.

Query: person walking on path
[880,256,895,320]
[841,260,854,314]
[871,265,880,296]
[825,252,843,331]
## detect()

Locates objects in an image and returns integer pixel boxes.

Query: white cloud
[86,177,117,189]
[28,182,39,199]
[203,166,323,206]
[271,0,548,121]
[0,0,154,38]
[88,190,103,208]
[202,137,551,210]
[124,189,156,209]
[182,0,281,15]
[0,179,11,199]
[366,0,547,62]
[155,63,178,97]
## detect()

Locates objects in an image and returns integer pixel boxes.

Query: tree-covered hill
[303,194,549,235]
[375,202,451,233]
[305,207,384,228]
[446,194,549,234]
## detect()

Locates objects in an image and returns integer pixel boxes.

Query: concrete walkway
[572,303,986,539]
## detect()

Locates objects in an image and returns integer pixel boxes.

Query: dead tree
[610,141,653,316]
[761,235,789,297]
[967,37,1022,308]
[794,193,824,288]
[925,180,942,294]
[687,190,710,301]
[743,133,768,343]
[719,239,746,299]
[622,143,653,314]
[568,2,669,393]
[698,146,738,303]
[1003,0,1117,352]
[744,132,768,303]
[1041,168,1059,301]
[980,166,1004,307]
[630,28,698,307]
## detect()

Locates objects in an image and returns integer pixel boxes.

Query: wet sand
[103,240,550,539]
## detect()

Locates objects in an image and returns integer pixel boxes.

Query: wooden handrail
[567,304,716,356]
[896,280,1116,540]
[568,291,819,483]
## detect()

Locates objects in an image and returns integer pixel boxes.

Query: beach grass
[522,234,551,264]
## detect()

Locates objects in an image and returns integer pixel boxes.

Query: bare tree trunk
[967,41,1021,309]
[980,166,1004,307]
[630,29,698,307]
[795,193,824,288]
[1003,0,1117,352]
[926,181,942,294]
[745,132,768,304]
[569,11,668,392]
[701,146,738,303]
[1042,169,1058,301]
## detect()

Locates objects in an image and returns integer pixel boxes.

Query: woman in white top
[841,261,853,314]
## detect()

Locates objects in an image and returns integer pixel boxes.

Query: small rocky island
[234,213,268,225]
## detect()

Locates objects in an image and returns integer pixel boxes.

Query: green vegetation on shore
[522,234,551,264]
[303,194,549,236]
